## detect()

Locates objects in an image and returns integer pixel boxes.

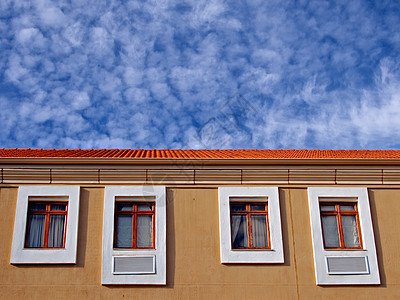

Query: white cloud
[38,7,66,28]
[70,91,91,110]
[5,54,28,83]
[16,27,47,50]
[63,22,84,47]
[89,27,114,59]
[123,67,143,87]
[190,0,226,27]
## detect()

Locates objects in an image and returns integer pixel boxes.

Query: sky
[1,0,400,150]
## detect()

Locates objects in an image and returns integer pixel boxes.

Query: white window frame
[308,187,380,285]
[10,185,80,264]
[102,186,166,285]
[218,187,284,263]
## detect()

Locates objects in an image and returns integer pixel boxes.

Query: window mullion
[133,211,137,248]
[245,203,252,248]
[337,210,345,249]
[247,211,253,248]
[43,209,50,248]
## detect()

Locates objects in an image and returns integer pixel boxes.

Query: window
[114,201,155,249]
[25,201,68,248]
[308,187,380,285]
[230,202,270,249]
[102,186,166,285]
[10,186,80,264]
[320,202,362,250]
[218,187,284,264]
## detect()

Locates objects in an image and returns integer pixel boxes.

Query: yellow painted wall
[0,187,399,299]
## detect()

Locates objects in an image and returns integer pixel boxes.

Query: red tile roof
[0,149,400,159]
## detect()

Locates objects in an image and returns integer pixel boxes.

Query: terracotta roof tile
[0,148,400,159]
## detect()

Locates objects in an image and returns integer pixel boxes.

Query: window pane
[340,205,356,211]
[26,214,45,247]
[320,205,336,212]
[116,215,133,247]
[321,215,340,247]
[30,204,46,211]
[231,215,248,248]
[116,204,133,211]
[50,204,67,211]
[251,215,268,247]
[342,215,360,247]
[48,215,65,247]
[250,204,266,211]
[137,204,153,211]
[231,204,246,212]
[137,215,153,247]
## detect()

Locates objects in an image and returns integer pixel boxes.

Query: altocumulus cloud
[1,0,400,149]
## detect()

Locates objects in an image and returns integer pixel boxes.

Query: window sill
[231,249,274,251]
[324,248,367,252]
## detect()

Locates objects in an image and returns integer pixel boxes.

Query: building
[1,148,400,299]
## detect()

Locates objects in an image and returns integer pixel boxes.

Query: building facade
[1,149,400,299]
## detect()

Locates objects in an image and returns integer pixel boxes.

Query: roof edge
[2,157,400,166]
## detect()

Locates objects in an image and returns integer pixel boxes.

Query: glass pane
[116,215,133,247]
[116,204,133,211]
[342,215,360,247]
[137,204,153,211]
[321,215,340,247]
[26,214,45,247]
[231,215,248,248]
[251,215,268,247]
[340,205,356,211]
[50,204,67,211]
[48,215,66,247]
[137,215,153,247]
[30,204,46,211]
[231,204,246,212]
[250,204,266,211]
[320,205,336,212]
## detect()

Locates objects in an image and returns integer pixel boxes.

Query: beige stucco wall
[0,186,399,299]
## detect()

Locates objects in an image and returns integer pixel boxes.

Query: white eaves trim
[10,185,80,264]
[308,187,380,285]
[218,187,284,264]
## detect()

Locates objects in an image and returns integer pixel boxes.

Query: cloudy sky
[1,0,400,150]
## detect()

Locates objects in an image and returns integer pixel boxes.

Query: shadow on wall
[166,188,176,288]
[76,188,89,268]
[368,190,387,288]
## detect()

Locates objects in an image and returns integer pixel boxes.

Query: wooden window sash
[25,202,68,249]
[320,202,363,250]
[230,202,270,250]
[114,202,155,249]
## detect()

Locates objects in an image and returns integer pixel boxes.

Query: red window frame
[114,202,155,249]
[319,202,363,250]
[230,202,270,250]
[25,202,68,248]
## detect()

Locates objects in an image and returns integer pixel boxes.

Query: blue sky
[1,0,400,150]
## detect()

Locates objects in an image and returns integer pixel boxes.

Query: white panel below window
[326,256,369,275]
[113,256,155,275]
